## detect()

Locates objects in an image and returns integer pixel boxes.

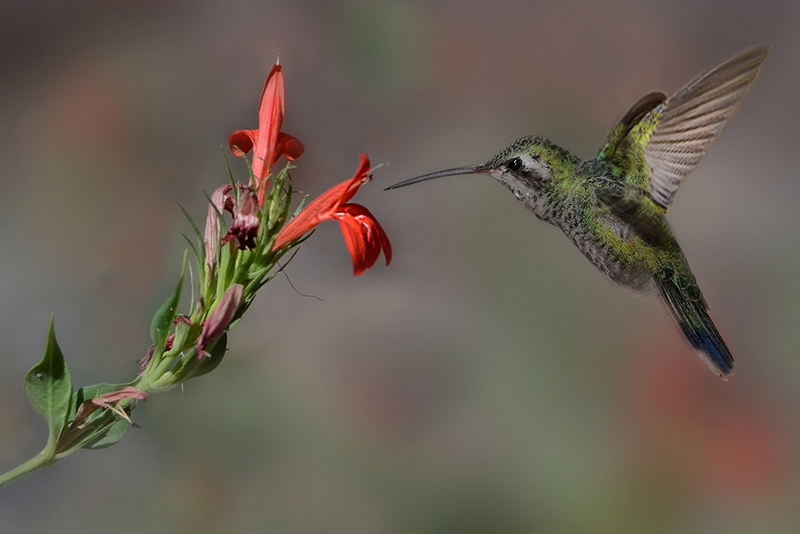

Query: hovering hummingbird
[387,46,771,379]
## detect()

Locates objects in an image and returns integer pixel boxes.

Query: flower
[228,63,305,204]
[630,330,789,502]
[272,153,392,276]
[221,186,260,250]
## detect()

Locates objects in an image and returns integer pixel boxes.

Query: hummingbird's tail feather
[655,276,735,378]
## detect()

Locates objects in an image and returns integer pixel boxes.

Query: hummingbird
[387,46,771,379]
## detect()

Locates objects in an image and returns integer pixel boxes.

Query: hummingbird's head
[480,136,564,192]
[387,137,575,215]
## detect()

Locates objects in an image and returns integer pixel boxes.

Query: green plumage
[389,46,771,378]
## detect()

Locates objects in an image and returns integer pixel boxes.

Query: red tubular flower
[228,63,305,204]
[272,153,392,276]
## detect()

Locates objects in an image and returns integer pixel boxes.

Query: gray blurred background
[1,0,799,532]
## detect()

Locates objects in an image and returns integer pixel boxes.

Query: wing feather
[643,45,771,209]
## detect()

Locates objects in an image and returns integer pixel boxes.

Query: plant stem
[0,452,55,488]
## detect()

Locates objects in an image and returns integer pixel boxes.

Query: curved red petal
[271,183,348,250]
[271,184,345,250]
[274,132,305,163]
[358,217,382,269]
[228,129,257,157]
[370,212,392,266]
[272,209,322,251]
[352,205,391,266]
[340,153,372,204]
[337,203,392,275]
[259,64,285,130]
[337,215,371,276]
[272,155,373,250]
[354,152,371,178]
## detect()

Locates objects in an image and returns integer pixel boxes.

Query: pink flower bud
[204,184,234,274]
[196,284,243,358]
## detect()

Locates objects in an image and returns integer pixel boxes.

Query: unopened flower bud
[197,284,243,358]
[204,184,234,273]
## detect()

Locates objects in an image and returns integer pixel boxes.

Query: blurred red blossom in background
[628,329,791,505]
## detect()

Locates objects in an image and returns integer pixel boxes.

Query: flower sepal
[55,383,147,456]
[180,333,229,382]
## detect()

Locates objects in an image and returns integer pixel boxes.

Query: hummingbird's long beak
[385,165,484,190]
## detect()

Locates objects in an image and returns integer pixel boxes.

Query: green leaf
[150,255,186,349]
[266,165,289,229]
[23,318,73,450]
[221,147,240,187]
[188,333,228,380]
[176,201,205,253]
[292,194,309,218]
[182,234,202,274]
[81,418,131,450]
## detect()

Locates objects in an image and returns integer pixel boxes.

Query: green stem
[0,451,55,488]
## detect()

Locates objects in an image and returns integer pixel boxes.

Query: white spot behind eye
[518,154,551,179]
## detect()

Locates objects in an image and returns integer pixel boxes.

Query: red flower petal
[336,204,392,276]
[272,154,373,250]
[337,215,369,274]
[275,132,305,162]
[253,64,285,181]
[228,129,257,157]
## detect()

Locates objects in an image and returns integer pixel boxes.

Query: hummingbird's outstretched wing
[598,45,771,211]
[596,91,666,173]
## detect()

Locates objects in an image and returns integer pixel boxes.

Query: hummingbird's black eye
[506,157,523,172]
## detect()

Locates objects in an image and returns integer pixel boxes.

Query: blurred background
[1,0,798,532]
